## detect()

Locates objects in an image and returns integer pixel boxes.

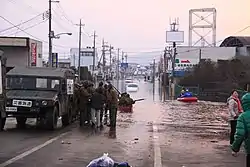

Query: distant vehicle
[125,78,133,84]
[126,83,139,92]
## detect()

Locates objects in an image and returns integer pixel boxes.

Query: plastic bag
[86,153,115,167]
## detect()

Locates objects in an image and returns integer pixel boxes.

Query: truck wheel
[16,117,27,128]
[0,118,6,131]
[45,107,58,130]
[62,107,72,127]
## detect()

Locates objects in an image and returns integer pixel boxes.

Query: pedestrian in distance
[231,93,250,167]
[90,87,106,128]
[227,89,243,145]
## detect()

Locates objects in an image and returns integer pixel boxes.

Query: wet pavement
[0,79,246,166]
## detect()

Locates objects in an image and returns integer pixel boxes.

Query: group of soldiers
[73,80,119,129]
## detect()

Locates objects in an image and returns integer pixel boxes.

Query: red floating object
[177,97,198,102]
[118,105,133,113]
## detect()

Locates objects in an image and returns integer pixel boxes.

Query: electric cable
[0,12,45,34]
[0,15,73,49]
[7,19,48,36]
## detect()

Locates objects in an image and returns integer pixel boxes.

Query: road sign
[121,63,128,69]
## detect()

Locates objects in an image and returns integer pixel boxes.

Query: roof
[220,36,250,47]
[7,66,74,78]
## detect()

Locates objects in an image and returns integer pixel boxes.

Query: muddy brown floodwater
[0,80,246,167]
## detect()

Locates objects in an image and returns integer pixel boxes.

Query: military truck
[6,66,76,130]
[0,51,6,131]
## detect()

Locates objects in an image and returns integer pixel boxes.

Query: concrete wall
[0,46,28,67]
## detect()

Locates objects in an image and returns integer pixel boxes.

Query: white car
[126,83,139,92]
[125,79,133,84]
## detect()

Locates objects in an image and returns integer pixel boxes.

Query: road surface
[0,80,246,167]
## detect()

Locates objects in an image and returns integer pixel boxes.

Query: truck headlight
[42,101,47,105]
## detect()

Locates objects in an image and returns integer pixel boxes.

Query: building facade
[0,37,43,69]
[70,47,98,71]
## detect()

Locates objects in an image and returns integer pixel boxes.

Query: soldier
[107,84,118,129]
[86,81,95,125]
[125,94,135,105]
[103,84,109,125]
[79,81,90,126]
[73,83,81,117]
[97,82,106,126]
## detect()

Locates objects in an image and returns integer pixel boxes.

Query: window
[51,80,60,89]
[7,77,59,90]
[127,84,138,88]
[36,78,47,88]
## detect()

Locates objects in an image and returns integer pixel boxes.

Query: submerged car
[126,83,139,92]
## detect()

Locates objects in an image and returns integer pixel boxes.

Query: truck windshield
[6,77,60,90]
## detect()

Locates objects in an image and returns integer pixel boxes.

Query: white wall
[70,48,98,70]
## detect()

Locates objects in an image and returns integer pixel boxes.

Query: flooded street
[0,80,246,166]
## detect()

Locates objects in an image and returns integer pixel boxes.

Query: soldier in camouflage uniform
[107,84,118,128]
[97,82,106,126]
[79,81,90,126]
[86,81,95,125]
[73,83,81,117]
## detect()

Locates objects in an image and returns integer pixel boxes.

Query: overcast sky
[1,0,250,65]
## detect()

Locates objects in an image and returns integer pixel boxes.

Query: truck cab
[5,66,76,130]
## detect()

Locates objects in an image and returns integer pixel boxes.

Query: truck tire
[62,105,72,127]
[45,107,58,130]
[0,117,6,131]
[16,117,27,128]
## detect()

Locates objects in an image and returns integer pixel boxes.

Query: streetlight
[48,31,72,67]
[53,32,72,39]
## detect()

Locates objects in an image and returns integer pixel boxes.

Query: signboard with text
[31,43,37,66]
[52,53,58,68]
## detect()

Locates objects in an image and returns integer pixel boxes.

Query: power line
[0,15,72,49]
[0,12,45,34]
[7,19,48,36]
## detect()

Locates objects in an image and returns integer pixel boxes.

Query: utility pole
[170,21,178,84]
[77,19,83,79]
[102,39,106,78]
[48,0,52,67]
[152,59,156,100]
[163,48,167,101]
[116,48,120,88]
[125,54,127,63]
[199,48,202,62]
[48,0,59,67]
[109,45,113,78]
[92,30,97,75]
[121,51,124,63]
[152,59,156,83]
